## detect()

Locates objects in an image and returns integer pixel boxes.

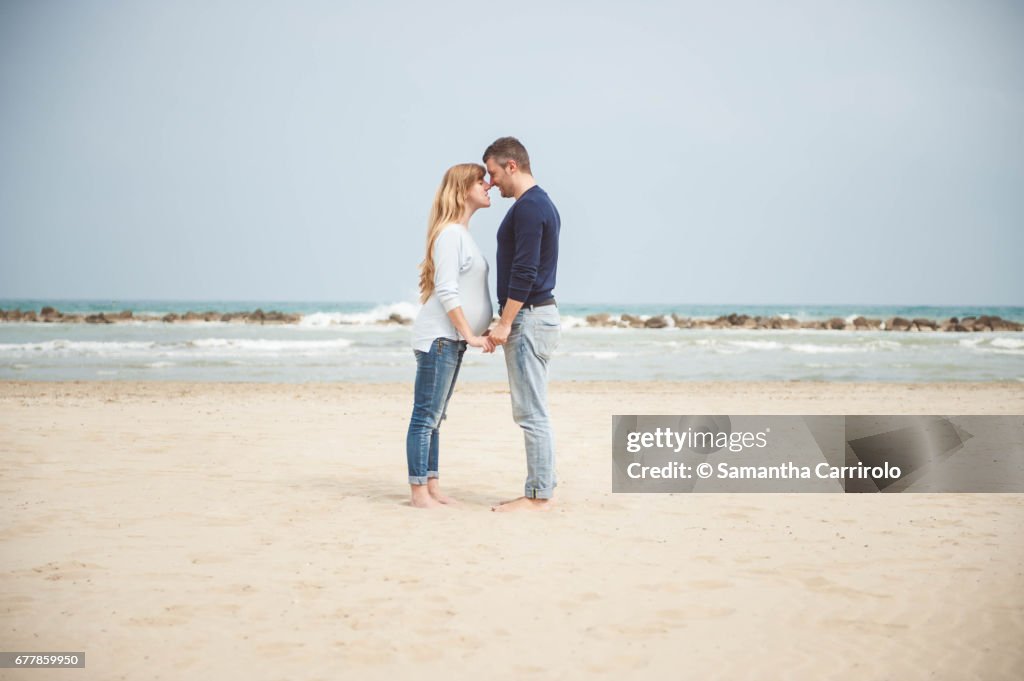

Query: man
[482,137,561,512]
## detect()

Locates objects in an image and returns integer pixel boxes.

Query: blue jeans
[406,337,466,485]
[503,305,561,499]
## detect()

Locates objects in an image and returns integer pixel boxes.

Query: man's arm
[488,298,523,345]
[491,202,544,345]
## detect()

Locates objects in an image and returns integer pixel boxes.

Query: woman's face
[465,177,491,210]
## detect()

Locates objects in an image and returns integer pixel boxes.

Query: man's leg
[494,309,560,512]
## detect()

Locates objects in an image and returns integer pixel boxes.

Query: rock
[885,317,911,331]
[385,312,411,325]
[826,317,846,330]
[852,316,884,330]
[162,313,179,323]
[671,314,692,329]
[644,315,668,329]
[621,314,645,328]
[116,310,133,319]
[586,313,611,326]
[40,306,62,323]
[85,313,111,324]
[726,313,749,326]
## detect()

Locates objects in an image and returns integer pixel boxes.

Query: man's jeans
[503,305,561,499]
[406,337,466,485]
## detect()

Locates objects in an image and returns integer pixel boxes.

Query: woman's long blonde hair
[418,163,486,303]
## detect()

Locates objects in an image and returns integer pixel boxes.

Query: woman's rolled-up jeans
[406,337,467,485]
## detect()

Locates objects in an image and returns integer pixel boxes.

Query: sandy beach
[2,380,1023,680]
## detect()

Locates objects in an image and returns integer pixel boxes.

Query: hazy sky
[1,1,1021,306]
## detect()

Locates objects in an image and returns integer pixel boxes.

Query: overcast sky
[1,0,1021,306]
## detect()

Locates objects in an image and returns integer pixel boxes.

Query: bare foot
[410,486,444,509]
[427,480,458,505]
[410,495,444,509]
[491,497,554,512]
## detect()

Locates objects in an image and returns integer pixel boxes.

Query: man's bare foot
[492,497,554,512]
[427,480,458,505]
[410,486,444,509]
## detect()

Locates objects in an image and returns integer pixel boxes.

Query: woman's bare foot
[410,485,444,509]
[427,479,458,505]
[491,497,554,512]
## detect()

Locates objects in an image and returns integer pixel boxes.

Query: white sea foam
[991,338,1024,350]
[299,302,421,327]
[188,338,354,353]
[0,340,158,355]
[569,351,620,360]
[560,315,589,329]
[0,338,354,357]
[790,344,862,354]
[729,340,782,351]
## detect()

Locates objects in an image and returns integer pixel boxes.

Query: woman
[406,163,494,508]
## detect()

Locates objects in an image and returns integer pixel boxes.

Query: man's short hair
[483,136,531,174]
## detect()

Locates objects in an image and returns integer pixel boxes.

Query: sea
[1,299,1022,383]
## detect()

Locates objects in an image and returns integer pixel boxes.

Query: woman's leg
[405,339,461,508]
[428,342,466,504]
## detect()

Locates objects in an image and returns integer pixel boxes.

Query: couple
[405,136,561,513]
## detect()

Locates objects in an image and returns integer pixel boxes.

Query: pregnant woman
[406,163,495,508]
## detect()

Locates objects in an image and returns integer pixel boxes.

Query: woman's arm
[433,229,493,351]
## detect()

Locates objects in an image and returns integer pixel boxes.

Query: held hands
[488,322,511,346]
[466,321,511,354]
[467,334,496,353]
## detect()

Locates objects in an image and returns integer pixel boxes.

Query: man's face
[485,158,513,198]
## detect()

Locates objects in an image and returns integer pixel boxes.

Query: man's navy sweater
[496,185,560,307]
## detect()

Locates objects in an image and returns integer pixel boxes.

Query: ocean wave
[567,351,621,360]
[691,338,902,354]
[188,338,353,351]
[789,340,900,354]
[972,347,1024,356]
[729,340,783,351]
[0,340,158,355]
[991,337,1024,350]
[0,338,355,357]
[298,302,420,327]
[560,315,589,329]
